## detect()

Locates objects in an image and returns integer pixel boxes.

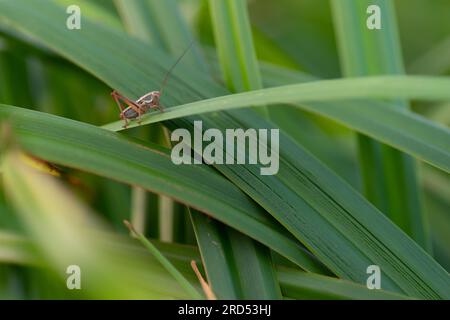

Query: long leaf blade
[0,104,323,273]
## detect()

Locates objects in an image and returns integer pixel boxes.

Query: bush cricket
[111,41,194,128]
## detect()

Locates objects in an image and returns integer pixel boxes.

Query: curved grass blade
[170,110,450,298]
[0,104,324,273]
[1,150,200,299]
[207,0,280,299]
[104,75,450,130]
[101,76,450,173]
[129,0,282,299]
[0,0,448,173]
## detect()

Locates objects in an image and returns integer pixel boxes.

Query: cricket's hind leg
[111,90,144,128]
[154,103,165,112]
[111,91,129,128]
[111,90,126,113]
[137,109,143,125]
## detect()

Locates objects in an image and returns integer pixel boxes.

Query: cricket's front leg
[120,113,129,128]
[137,109,143,125]
[153,103,165,112]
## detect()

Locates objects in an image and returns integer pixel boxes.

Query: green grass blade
[0,229,414,300]
[112,0,179,243]
[331,0,405,77]
[0,230,414,300]
[103,75,450,124]
[278,267,412,300]
[101,76,450,174]
[1,0,448,174]
[1,150,199,299]
[226,228,282,299]
[0,104,322,273]
[207,0,268,118]
[113,0,162,44]
[208,0,263,93]
[207,0,280,299]
[207,0,268,120]
[124,220,202,299]
[143,0,205,70]
[0,40,33,107]
[409,36,450,75]
[0,229,201,278]
[56,0,122,31]
[190,209,250,299]
[132,0,282,299]
[0,231,40,266]
[189,211,242,299]
[137,0,247,298]
[331,0,431,251]
[166,110,450,298]
[191,210,283,299]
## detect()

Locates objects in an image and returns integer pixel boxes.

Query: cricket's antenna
[159,39,195,95]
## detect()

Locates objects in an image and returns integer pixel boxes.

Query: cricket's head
[136,91,160,106]
[151,91,161,101]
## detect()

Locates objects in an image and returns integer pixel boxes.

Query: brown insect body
[111,90,162,128]
[126,91,161,119]
[111,41,194,128]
